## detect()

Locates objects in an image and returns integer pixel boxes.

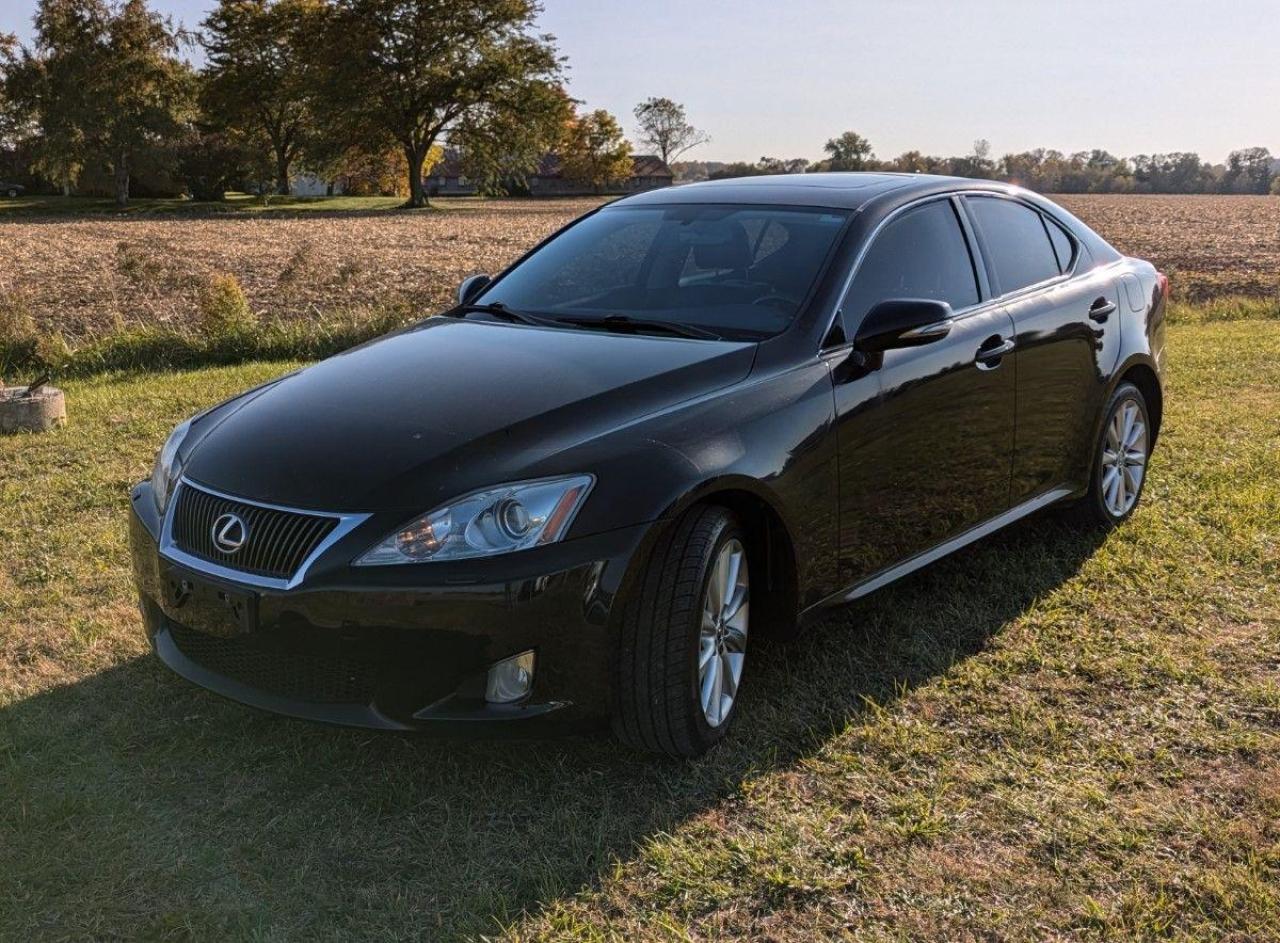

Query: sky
[3,0,1277,165]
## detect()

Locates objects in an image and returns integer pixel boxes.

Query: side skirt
[802,486,1074,620]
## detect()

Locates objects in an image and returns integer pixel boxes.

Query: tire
[612,505,750,758]
[5,189,16,198]
[1069,381,1152,527]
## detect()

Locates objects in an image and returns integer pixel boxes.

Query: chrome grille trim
[159,479,371,590]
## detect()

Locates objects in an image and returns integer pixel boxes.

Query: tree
[10,0,192,205]
[632,96,708,165]
[0,33,21,147]
[315,0,563,207]
[820,130,874,171]
[454,82,573,194]
[4,0,106,195]
[558,108,631,192]
[755,155,809,175]
[98,0,193,206]
[1222,147,1273,194]
[201,0,322,196]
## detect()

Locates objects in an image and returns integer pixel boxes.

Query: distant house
[426,151,478,196]
[291,172,345,197]
[527,154,674,197]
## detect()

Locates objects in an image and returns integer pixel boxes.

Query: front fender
[553,359,841,607]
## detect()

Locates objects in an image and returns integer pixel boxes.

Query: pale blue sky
[4,0,1276,164]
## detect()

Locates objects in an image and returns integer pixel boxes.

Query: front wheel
[613,506,749,758]
[1072,382,1152,527]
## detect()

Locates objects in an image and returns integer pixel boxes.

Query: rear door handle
[975,336,1015,369]
[1089,298,1117,323]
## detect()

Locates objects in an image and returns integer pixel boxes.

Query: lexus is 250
[130,173,1166,757]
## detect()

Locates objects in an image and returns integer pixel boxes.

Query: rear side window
[1045,217,1077,272]
[842,200,980,333]
[967,197,1061,294]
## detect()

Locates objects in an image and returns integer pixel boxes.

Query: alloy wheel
[698,538,749,727]
[1100,399,1148,518]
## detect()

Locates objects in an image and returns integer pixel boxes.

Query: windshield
[474,204,850,340]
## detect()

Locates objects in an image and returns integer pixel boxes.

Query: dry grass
[0,199,603,342]
[1,194,1277,345]
[1054,194,1280,302]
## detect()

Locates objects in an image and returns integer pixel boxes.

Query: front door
[831,198,1016,585]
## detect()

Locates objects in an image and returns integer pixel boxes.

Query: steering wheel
[750,292,797,311]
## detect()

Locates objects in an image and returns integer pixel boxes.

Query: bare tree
[633,97,708,165]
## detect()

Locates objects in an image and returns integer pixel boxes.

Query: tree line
[2,2,1274,206]
[0,0,703,206]
[676,132,1280,195]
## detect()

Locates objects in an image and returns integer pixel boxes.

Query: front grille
[171,483,338,581]
[169,623,377,704]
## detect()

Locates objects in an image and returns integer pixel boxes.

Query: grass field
[2,318,1277,940]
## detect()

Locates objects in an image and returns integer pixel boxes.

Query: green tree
[9,0,191,205]
[97,0,194,206]
[1222,147,1273,194]
[454,82,574,194]
[201,0,321,196]
[558,107,631,193]
[820,130,874,171]
[315,0,563,207]
[633,96,708,165]
[4,0,106,194]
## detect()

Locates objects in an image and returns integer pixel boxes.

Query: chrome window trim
[158,478,371,591]
[819,188,1084,353]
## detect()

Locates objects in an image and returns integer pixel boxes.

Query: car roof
[615,172,999,211]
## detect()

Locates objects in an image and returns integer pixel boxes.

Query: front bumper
[129,483,651,734]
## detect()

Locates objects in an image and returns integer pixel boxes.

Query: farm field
[1,193,1278,344]
[2,320,1278,940]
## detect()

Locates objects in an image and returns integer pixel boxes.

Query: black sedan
[130,173,1166,757]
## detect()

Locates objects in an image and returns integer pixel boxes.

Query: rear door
[962,196,1122,501]
[831,197,1016,584]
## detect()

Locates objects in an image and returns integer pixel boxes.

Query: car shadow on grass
[1,513,1107,939]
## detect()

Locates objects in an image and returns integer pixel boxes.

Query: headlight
[355,475,594,565]
[150,419,191,515]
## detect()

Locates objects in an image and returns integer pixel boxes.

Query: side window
[1045,217,1077,273]
[967,197,1061,294]
[842,200,980,335]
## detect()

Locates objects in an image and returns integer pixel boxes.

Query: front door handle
[975,336,1015,369]
[1089,298,1117,323]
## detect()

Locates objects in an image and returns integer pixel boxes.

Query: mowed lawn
[1,320,1278,941]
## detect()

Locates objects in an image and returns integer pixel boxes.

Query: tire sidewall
[1091,383,1150,524]
[686,516,748,747]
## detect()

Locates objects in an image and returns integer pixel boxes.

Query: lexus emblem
[212,513,249,554]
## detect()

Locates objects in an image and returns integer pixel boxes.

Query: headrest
[688,221,751,272]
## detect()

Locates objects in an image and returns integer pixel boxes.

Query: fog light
[485,650,535,704]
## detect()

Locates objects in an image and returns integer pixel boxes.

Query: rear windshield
[476,204,849,339]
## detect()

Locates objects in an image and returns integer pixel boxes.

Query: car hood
[182,317,756,512]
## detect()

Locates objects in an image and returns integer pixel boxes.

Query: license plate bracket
[161,565,258,637]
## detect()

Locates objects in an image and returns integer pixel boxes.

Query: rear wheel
[1071,382,1151,527]
[613,505,749,758]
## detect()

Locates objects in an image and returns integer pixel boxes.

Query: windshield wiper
[453,302,561,328]
[553,313,720,340]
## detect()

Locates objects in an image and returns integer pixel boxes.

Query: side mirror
[457,273,491,306]
[854,299,953,354]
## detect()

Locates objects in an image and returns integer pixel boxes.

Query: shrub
[34,330,73,371]
[0,291,37,346]
[197,273,258,336]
